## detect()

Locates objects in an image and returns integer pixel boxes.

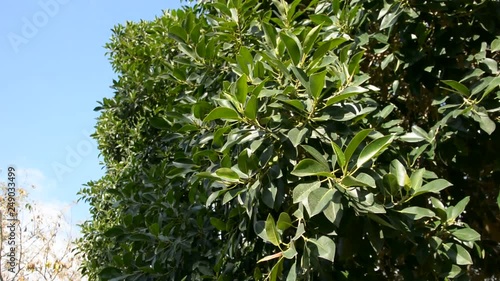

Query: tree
[77,0,500,280]
[0,182,85,281]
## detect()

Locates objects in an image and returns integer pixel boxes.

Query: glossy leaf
[357,135,394,168]
[204,107,240,122]
[291,159,331,177]
[280,31,303,66]
[413,179,452,197]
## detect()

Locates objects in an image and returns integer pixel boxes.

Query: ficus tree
[77,0,500,280]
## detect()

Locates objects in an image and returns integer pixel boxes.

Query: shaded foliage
[77,0,500,280]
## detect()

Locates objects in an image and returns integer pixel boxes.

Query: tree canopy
[77,0,500,280]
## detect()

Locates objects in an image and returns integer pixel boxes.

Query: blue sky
[0,0,185,230]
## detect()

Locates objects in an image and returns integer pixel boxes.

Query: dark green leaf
[357,135,394,168]
[331,141,346,171]
[235,74,248,104]
[309,71,327,99]
[210,217,227,231]
[301,145,329,170]
[303,25,322,56]
[204,107,240,122]
[442,80,470,96]
[280,31,303,66]
[344,129,372,166]
[291,159,331,177]
[244,95,258,120]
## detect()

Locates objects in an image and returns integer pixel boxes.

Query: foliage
[0,183,85,281]
[77,0,500,280]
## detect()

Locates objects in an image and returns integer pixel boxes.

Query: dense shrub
[77,0,500,280]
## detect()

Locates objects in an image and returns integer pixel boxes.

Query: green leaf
[148,223,159,236]
[399,207,436,220]
[205,190,225,207]
[210,217,227,231]
[303,25,322,56]
[309,236,336,262]
[150,117,170,130]
[301,145,329,170]
[306,187,335,217]
[288,128,309,147]
[451,228,481,241]
[290,66,308,89]
[236,46,253,75]
[389,159,410,190]
[291,159,331,177]
[265,214,281,246]
[280,31,303,66]
[99,267,122,280]
[413,179,452,197]
[286,261,297,281]
[309,71,327,99]
[492,37,500,52]
[448,196,470,222]
[331,141,346,171]
[410,169,425,191]
[215,168,240,181]
[342,175,373,188]
[444,264,463,278]
[325,86,368,106]
[442,80,470,96]
[322,191,343,226]
[204,107,240,122]
[235,74,248,104]
[380,5,402,30]
[277,213,292,231]
[244,95,258,120]
[269,257,284,281]
[481,58,498,74]
[344,129,372,166]
[472,111,496,135]
[168,25,188,43]
[357,135,394,168]
[293,181,321,203]
[443,243,473,265]
[497,190,500,210]
[104,226,125,238]
[283,243,297,259]
[254,220,269,242]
